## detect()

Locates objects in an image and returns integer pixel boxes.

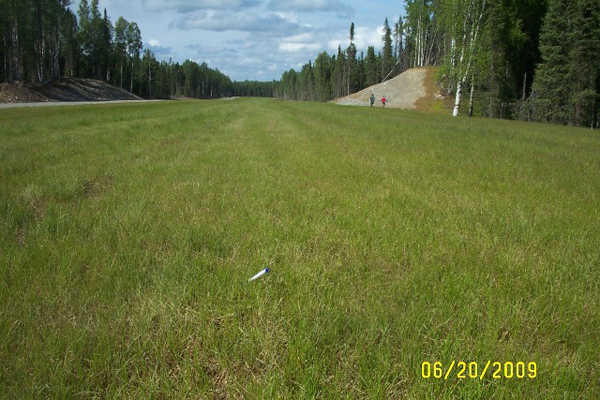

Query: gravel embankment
[332,68,428,109]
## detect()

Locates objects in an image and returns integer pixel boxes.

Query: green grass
[1,98,599,399]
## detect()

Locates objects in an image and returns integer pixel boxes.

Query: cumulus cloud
[170,11,303,33]
[143,0,261,13]
[277,32,322,53]
[147,40,175,58]
[328,25,385,52]
[185,41,292,79]
[283,32,317,43]
[183,23,333,80]
[267,0,353,17]
[279,42,322,53]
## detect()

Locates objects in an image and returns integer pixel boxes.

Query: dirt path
[332,68,429,109]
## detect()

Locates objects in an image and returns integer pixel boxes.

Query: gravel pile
[333,68,428,109]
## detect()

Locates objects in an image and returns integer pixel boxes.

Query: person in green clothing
[370,93,375,107]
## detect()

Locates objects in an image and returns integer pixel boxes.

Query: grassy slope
[413,66,450,115]
[1,98,599,398]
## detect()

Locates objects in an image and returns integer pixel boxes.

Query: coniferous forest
[1,0,236,99]
[277,0,599,128]
[1,0,598,128]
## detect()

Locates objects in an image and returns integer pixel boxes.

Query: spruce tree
[381,18,394,81]
[568,0,600,127]
[531,0,573,124]
[332,46,346,97]
[347,23,358,94]
[365,46,379,86]
[299,61,314,101]
[314,52,332,101]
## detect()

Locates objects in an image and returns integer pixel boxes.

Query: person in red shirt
[381,96,387,107]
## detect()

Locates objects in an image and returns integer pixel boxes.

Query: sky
[75,0,405,81]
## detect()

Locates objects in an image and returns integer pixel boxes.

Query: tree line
[274,0,599,128]
[0,0,239,99]
[2,0,597,128]
[275,20,403,102]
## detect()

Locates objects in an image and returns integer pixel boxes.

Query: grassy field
[1,98,599,399]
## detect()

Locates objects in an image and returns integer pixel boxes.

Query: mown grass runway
[1,98,599,398]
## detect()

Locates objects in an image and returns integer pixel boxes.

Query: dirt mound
[0,82,47,103]
[332,67,443,110]
[0,78,142,103]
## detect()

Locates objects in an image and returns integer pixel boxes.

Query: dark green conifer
[531,0,572,124]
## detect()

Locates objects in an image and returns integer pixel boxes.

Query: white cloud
[277,32,323,53]
[147,41,175,59]
[268,0,354,17]
[284,33,316,43]
[171,11,303,33]
[143,0,261,13]
[185,33,322,80]
[279,42,322,53]
[328,25,384,52]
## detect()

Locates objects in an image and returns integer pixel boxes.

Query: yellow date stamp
[421,361,537,380]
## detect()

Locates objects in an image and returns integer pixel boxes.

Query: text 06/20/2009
[421,361,537,380]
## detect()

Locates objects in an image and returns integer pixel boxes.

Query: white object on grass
[248,268,269,282]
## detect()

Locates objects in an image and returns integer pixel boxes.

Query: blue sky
[78,0,405,81]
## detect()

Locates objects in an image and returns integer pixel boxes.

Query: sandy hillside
[332,67,430,109]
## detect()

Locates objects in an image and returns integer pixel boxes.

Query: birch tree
[60,6,78,78]
[126,21,142,93]
[3,0,26,82]
[33,0,47,82]
[114,17,128,88]
[405,0,442,68]
[393,17,404,74]
[445,0,487,117]
[48,0,72,80]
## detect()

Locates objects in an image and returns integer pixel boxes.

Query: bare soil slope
[332,67,444,110]
[0,78,142,104]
